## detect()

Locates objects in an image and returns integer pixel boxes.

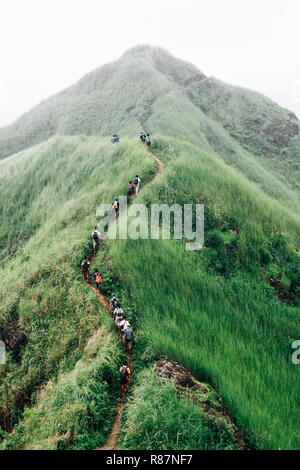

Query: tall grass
[0,136,155,444]
[119,370,236,450]
[105,137,300,449]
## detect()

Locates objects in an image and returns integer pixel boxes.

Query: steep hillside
[1,46,299,197]
[0,137,156,447]
[0,46,300,450]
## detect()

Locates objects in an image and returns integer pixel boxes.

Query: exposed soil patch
[269,276,293,304]
[2,321,27,358]
[154,359,248,450]
[261,268,294,304]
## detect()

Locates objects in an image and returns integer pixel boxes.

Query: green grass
[1,45,298,202]
[0,136,155,446]
[119,370,237,450]
[101,137,300,449]
[0,55,300,449]
[2,320,123,450]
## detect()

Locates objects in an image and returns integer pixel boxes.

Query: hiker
[120,316,130,343]
[114,306,124,330]
[92,226,101,253]
[111,134,119,143]
[110,294,119,314]
[133,175,141,194]
[93,269,102,295]
[124,325,134,353]
[81,257,90,282]
[127,181,135,199]
[140,132,146,143]
[146,134,151,151]
[113,199,119,218]
[120,361,131,394]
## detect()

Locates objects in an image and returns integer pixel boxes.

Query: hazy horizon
[1,0,299,127]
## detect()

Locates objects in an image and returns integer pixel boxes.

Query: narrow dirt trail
[150,152,165,174]
[83,146,165,451]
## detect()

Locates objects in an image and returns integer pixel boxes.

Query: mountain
[0,46,299,450]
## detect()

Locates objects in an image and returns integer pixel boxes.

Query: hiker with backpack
[120,316,130,343]
[120,361,131,394]
[127,181,135,199]
[113,199,119,218]
[91,226,101,253]
[93,269,102,295]
[146,134,151,151]
[133,175,141,194]
[114,306,124,330]
[110,294,119,314]
[111,134,119,143]
[81,257,91,282]
[124,325,134,353]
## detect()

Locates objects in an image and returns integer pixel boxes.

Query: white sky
[0,0,300,127]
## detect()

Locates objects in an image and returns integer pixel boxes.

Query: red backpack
[96,273,102,284]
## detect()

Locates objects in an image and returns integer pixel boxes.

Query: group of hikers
[81,251,134,393]
[140,132,151,151]
[127,174,141,199]
[111,134,119,144]
[111,132,151,151]
[111,174,141,219]
[110,294,134,351]
[80,167,144,393]
[81,132,153,392]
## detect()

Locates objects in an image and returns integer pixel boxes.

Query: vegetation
[0,46,299,450]
[119,371,237,450]
[0,137,154,447]
[2,321,122,450]
[103,137,300,450]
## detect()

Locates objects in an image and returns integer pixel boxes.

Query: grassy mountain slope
[0,137,155,447]
[1,46,299,195]
[0,46,300,450]
[0,47,203,161]
[102,137,300,449]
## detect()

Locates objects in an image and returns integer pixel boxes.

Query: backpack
[116,308,123,318]
[134,178,139,185]
[112,298,118,309]
[125,328,134,341]
[93,231,99,241]
[96,273,102,284]
[113,201,118,209]
[120,366,128,378]
[83,261,89,270]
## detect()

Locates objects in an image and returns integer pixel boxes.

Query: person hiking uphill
[93,269,102,295]
[113,199,119,218]
[120,361,131,394]
[127,181,135,199]
[120,316,130,343]
[81,257,91,282]
[110,294,119,314]
[133,175,141,195]
[114,306,124,330]
[146,134,151,151]
[111,134,119,144]
[124,325,134,354]
[92,226,101,253]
